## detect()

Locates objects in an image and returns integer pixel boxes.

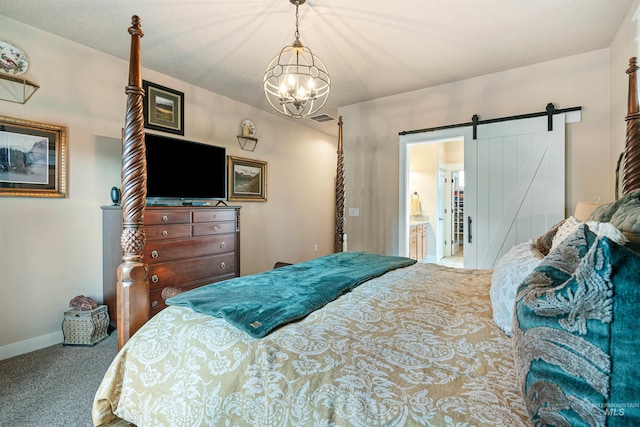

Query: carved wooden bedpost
[624,57,640,194]
[334,116,345,253]
[117,15,149,350]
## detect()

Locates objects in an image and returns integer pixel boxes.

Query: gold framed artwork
[227,155,267,202]
[142,80,184,135]
[0,115,67,198]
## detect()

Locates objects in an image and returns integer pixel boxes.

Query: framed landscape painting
[142,80,184,135]
[0,115,67,198]
[227,156,267,202]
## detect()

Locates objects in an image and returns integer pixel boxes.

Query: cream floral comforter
[93,263,528,426]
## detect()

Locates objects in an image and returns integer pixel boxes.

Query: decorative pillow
[589,189,640,255]
[490,241,544,336]
[513,225,640,426]
[588,189,640,234]
[585,220,628,246]
[547,217,627,254]
[549,215,581,253]
[532,218,567,256]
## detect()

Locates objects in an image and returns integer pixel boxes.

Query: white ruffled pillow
[585,221,628,245]
[550,216,628,253]
[490,241,544,336]
[550,216,581,252]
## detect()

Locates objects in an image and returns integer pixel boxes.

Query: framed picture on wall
[227,156,267,202]
[0,115,67,198]
[142,80,184,135]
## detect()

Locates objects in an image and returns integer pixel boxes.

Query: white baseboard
[0,331,64,361]
[424,254,438,264]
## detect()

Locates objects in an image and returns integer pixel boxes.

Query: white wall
[408,143,438,256]
[339,49,612,255]
[0,16,337,358]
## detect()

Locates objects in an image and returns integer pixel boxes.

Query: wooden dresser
[102,205,241,328]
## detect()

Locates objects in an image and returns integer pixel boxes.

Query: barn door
[465,114,565,269]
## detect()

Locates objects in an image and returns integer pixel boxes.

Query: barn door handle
[468,216,472,244]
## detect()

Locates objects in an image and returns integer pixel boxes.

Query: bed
[93,260,530,426]
[93,16,640,427]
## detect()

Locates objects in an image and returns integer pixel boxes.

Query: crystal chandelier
[263,0,330,119]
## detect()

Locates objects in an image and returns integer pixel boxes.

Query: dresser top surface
[102,205,242,210]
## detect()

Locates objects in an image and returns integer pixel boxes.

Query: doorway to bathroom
[407,138,464,267]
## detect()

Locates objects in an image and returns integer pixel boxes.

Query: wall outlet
[348,207,360,217]
[314,244,318,252]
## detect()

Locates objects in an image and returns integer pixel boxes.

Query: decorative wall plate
[241,119,256,137]
[0,41,29,76]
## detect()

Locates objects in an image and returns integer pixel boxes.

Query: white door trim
[399,129,473,259]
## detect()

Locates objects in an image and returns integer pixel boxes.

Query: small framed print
[142,80,184,135]
[0,115,67,198]
[228,156,267,202]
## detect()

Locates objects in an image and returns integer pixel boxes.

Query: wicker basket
[62,305,109,346]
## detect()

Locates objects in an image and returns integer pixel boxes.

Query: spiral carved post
[623,57,640,194]
[117,15,149,350]
[334,117,346,253]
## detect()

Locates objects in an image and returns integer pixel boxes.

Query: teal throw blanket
[166,251,416,338]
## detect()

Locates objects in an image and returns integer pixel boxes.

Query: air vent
[309,114,335,123]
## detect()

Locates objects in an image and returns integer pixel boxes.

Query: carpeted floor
[0,331,117,427]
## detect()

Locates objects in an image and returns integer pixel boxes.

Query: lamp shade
[573,201,602,221]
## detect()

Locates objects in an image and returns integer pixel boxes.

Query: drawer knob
[151,300,159,308]
[151,250,159,259]
[213,226,219,232]
[220,242,226,249]
[151,275,159,283]
[162,230,168,237]
[162,215,168,222]
[220,261,226,270]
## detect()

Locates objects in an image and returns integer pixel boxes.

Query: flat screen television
[144,133,227,205]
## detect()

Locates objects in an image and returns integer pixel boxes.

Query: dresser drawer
[146,224,192,241]
[193,221,236,236]
[148,271,237,317]
[193,209,236,223]
[144,234,236,263]
[145,210,191,225]
[149,289,165,318]
[148,252,236,290]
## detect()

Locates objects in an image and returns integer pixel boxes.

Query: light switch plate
[348,208,359,217]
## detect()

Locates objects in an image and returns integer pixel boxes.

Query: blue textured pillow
[513,225,640,426]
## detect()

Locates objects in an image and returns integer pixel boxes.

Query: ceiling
[0,0,635,134]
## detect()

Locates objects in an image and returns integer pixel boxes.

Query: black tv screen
[145,133,227,202]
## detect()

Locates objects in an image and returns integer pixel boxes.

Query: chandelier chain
[294,3,300,40]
